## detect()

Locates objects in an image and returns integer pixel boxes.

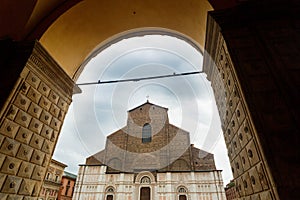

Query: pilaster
[204,1,299,199]
[0,40,74,199]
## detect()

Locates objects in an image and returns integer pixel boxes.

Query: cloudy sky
[53,35,232,184]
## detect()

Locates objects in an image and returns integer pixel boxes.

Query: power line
[76,71,204,86]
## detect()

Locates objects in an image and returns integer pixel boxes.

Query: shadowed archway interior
[0,1,299,199]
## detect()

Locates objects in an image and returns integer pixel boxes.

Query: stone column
[0,40,74,199]
[204,14,278,200]
[204,1,299,200]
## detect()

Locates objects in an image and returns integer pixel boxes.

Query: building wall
[225,187,238,200]
[39,159,67,200]
[77,102,223,200]
[59,175,76,200]
[0,41,73,199]
[86,103,216,173]
[73,165,226,200]
[225,181,238,200]
[203,6,282,199]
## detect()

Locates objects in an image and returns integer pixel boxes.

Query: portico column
[204,1,299,199]
[0,40,75,199]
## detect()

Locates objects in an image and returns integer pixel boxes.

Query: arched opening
[0,1,295,200]
[52,33,232,183]
[53,33,231,181]
[105,186,115,200]
[142,123,152,143]
[178,186,188,200]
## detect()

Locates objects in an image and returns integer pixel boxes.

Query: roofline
[127,101,168,112]
[78,164,222,173]
[79,164,106,166]
[51,159,67,168]
[63,171,77,179]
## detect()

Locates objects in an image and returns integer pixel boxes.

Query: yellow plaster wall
[40,0,212,79]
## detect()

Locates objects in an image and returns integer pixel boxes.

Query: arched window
[142,123,152,143]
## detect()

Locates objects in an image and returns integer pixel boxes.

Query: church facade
[73,102,226,200]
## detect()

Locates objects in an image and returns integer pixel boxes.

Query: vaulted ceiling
[1,0,238,79]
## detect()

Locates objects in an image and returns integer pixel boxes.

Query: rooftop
[63,171,77,180]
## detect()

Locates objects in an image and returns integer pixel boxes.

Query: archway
[0,1,297,200]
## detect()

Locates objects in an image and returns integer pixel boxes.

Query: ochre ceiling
[1,0,217,79]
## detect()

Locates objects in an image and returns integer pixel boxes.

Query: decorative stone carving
[18,178,35,195]
[15,127,33,145]
[27,103,42,119]
[16,144,34,161]
[0,119,19,139]
[30,150,45,166]
[26,87,41,104]
[17,162,35,178]
[1,175,23,193]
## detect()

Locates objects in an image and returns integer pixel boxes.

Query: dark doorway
[179,195,187,200]
[140,187,150,200]
[107,195,113,200]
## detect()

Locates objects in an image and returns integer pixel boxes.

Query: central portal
[140,187,150,200]
[179,195,187,200]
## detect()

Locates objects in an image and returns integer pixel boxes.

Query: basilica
[73,102,226,200]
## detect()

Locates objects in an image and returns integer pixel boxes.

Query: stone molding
[27,41,75,99]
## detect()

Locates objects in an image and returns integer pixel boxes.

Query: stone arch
[105,186,115,200]
[177,185,188,193]
[0,1,296,199]
[105,186,115,193]
[38,0,213,77]
[135,171,156,184]
[140,176,151,184]
[73,27,204,81]
[177,185,188,200]
[136,171,154,200]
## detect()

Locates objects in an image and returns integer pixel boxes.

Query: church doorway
[140,187,151,200]
[179,195,187,200]
[106,195,113,200]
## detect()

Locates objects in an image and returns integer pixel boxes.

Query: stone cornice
[27,41,75,100]
[203,12,222,80]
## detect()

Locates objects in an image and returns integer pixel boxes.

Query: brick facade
[86,102,216,172]
[74,102,225,199]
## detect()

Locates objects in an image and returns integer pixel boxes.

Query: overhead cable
[76,71,204,86]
